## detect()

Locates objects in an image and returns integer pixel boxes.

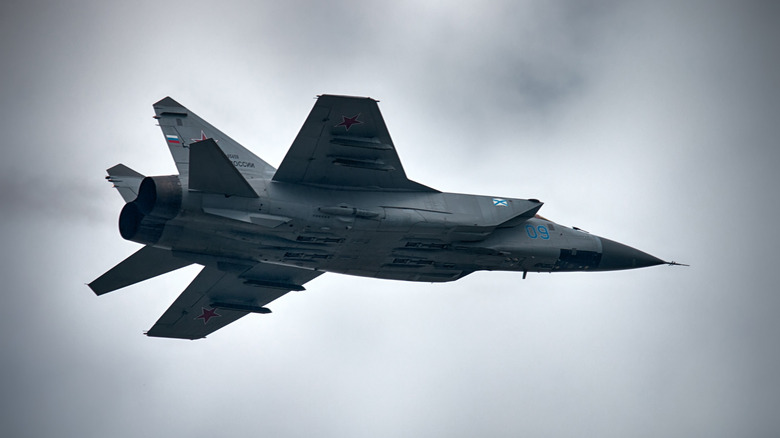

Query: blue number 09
[526,225,550,240]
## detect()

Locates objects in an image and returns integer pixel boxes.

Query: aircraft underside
[91,95,676,339]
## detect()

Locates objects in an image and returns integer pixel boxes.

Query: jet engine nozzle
[119,175,182,245]
[134,176,182,219]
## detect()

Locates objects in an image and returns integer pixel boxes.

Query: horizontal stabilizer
[89,245,193,295]
[106,164,145,202]
[189,139,259,198]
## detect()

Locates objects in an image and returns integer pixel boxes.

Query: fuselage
[93,94,673,340]
[121,174,664,283]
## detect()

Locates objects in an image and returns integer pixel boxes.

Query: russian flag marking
[166,134,180,144]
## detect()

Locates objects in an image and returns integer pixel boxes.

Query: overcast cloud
[1,1,779,437]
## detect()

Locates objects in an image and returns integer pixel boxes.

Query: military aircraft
[90,95,680,339]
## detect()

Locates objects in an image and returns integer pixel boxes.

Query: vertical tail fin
[152,97,276,181]
[106,164,145,202]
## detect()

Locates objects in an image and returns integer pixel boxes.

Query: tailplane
[89,245,193,295]
[153,97,275,181]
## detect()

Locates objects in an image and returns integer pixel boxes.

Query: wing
[146,262,323,340]
[273,95,437,192]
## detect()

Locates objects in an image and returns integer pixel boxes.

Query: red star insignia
[196,307,221,324]
[335,114,363,131]
[191,130,209,142]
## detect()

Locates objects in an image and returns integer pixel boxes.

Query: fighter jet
[90,95,680,339]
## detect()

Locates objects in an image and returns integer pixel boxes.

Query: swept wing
[145,261,322,339]
[273,95,437,192]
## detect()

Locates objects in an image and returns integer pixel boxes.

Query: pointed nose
[597,237,665,271]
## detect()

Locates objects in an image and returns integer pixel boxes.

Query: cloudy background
[1,1,779,436]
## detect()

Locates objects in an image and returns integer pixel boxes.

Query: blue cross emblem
[493,198,508,207]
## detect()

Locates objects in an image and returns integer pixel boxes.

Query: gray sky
[2,1,779,437]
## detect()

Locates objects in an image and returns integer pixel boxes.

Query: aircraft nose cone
[598,237,665,271]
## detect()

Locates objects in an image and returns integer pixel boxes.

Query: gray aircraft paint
[90,95,675,339]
